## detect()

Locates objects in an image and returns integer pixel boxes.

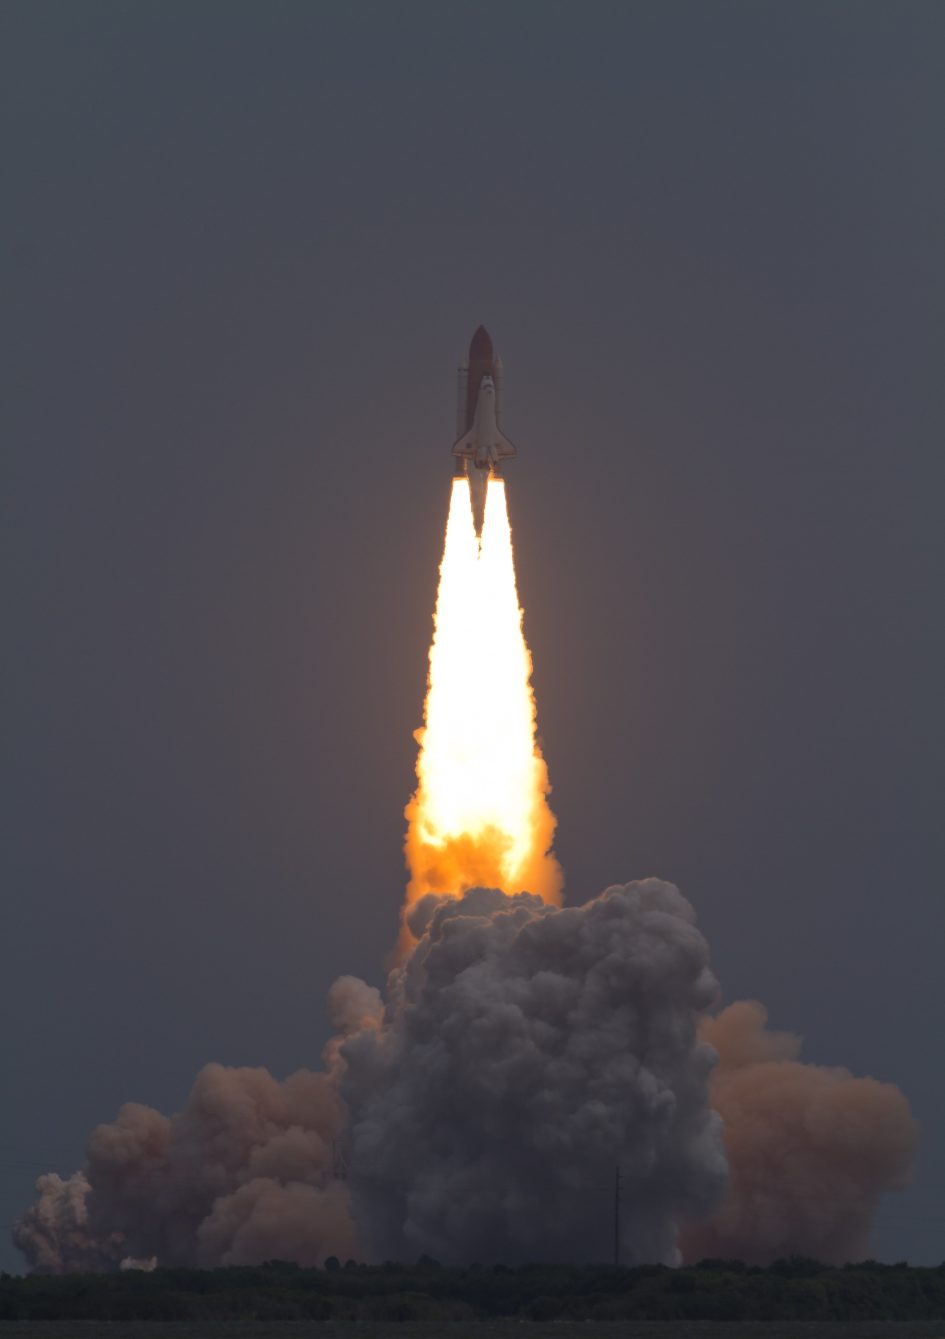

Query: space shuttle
[452,326,516,509]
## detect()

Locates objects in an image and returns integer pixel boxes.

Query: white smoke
[120,1255,157,1271]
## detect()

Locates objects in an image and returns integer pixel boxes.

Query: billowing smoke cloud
[16,880,727,1270]
[15,885,917,1273]
[14,1043,367,1272]
[679,1001,920,1265]
[14,1171,115,1274]
[340,881,727,1264]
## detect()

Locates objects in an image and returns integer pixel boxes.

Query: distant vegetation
[2,1257,944,1323]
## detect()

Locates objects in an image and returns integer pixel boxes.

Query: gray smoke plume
[679,1001,920,1265]
[339,882,727,1264]
[16,880,726,1270]
[15,882,917,1272]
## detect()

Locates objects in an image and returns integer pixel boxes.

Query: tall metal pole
[613,1164,621,1266]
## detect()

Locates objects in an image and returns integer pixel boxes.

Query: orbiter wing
[452,426,516,461]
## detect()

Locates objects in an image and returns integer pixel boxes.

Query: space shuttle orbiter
[452,325,516,481]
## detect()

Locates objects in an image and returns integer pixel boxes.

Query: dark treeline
[2,1258,945,1323]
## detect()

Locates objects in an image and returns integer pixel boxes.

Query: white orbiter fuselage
[452,325,516,514]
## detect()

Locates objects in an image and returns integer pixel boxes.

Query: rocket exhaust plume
[13,327,918,1273]
[404,476,562,910]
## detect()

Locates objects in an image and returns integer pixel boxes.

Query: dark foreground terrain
[2,1325,945,1339]
[2,1260,945,1328]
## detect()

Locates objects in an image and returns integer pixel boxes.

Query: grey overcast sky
[2,0,943,1271]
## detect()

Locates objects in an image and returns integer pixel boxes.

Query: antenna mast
[613,1164,622,1266]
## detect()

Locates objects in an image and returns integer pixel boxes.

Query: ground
[2,1323,945,1339]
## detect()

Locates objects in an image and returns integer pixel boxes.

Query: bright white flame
[405,477,561,909]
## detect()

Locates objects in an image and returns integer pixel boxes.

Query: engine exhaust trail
[404,476,561,910]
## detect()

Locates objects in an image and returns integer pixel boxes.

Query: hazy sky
[3,0,943,1271]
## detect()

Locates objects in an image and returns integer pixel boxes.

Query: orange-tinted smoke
[404,477,562,910]
[680,1001,919,1265]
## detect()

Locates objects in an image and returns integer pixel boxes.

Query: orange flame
[404,476,562,911]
